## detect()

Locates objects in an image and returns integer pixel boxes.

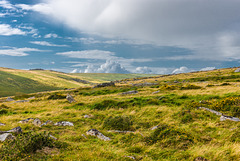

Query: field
[1,67,240,160]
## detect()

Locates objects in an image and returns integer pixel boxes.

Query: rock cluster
[86,129,111,141]
[93,82,115,88]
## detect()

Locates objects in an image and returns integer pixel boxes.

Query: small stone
[121,90,138,95]
[86,129,111,141]
[19,118,34,123]
[40,120,53,127]
[84,115,92,118]
[54,121,74,126]
[66,94,76,103]
[151,125,159,130]
[6,126,22,134]
[0,133,14,142]
[28,96,35,100]
[14,100,29,103]
[125,156,136,160]
[49,135,57,140]
[82,134,87,139]
[0,123,5,126]
[5,97,14,102]
[32,118,42,126]
[152,91,160,94]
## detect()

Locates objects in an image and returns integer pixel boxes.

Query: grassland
[1,67,240,160]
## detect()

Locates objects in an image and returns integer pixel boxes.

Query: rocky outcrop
[5,97,14,102]
[19,118,34,123]
[54,121,74,126]
[132,82,157,87]
[41,120,53,127]
[234,68,240,72]
[0,133,14,142]
[32,118,42,126]
[120,90,138,95]
[66,94,76,103]
[93,82,115,88]
[86,129,111,141]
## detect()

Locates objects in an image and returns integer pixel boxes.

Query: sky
[0,0,240,74]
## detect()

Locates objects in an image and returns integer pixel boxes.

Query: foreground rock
[121,90,138,95]
[66,94,76,103]
[0,133,14,142]
[0,126,22,134]
[93,82,115,88]
[54,121,74,126]
[86,129,111,141]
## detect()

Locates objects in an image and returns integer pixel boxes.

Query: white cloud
[0,47,43,56]
[70,69,78,73]
[30,41,68,47]
[44,33,59,38]
[172,67,191,74]
[0,24,26,36]
[200,67,216,71]
[84,60,129,73]
[18,0,240,61]
[135,66,152,74]
[56,50,116,59]
[0,0,15,9]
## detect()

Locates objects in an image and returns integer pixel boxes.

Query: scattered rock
[49,135,57,140]
[151,125,159,130]
[0,133,14,142]
[54,121,74,126]
[234,68,240,73]
[14,100,29,103]
[121,90,138,95]
[132,82,157,87]
[84,114,93,118]
[86,129,111,141]
[5,97,14,102]
[93,82,115,88]
[198,107,222,115]
[125,156,136,160]
[220,115,240,122]
[152,91,160,94]
[195,156,208,161]
[19,118,34,123]
[82,134,87,139]
[66,94,76,103]
[28,96,35,100]
[6,126,22,134]
[41,120,53,127]
[32,118,42,126]
[0,123,5,126]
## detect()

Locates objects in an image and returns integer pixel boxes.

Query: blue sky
[0,0,240,74]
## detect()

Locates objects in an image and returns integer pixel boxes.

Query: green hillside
[1,67,240,160]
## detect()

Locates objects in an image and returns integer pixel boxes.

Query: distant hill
[0,67,158,97]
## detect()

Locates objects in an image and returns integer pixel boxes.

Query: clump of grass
[0,109,8,115]
[47,93,66,100]
[144,124,194,149]
[103,116,134,131]
[0,132,67,160]
[220,82,231,86]
[173,110,194,123]
[160,84,178,90]
[180,84,202,90]
[0,104,9,109]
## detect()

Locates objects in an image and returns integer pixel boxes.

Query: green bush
[0,132,67,160]
[47,93,66,100]
[144,124,194,149]
[103,116,133,131]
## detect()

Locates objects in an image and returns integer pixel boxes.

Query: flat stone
[198,107,222,115]
[32,118,42,126]
[125,156,136,160]
[41,120,53,127]
[86,129,111,141]
[0,133,14,142]
[220,115,240,122]
[151,125,159,130]
[49,135,57,140]
[54,121,74,126]
[152,91,160,94]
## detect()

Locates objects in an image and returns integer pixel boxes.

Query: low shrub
[180,84,202,90]
[103,116,133,131]
[0,109,8,115]
[47,93,66,100]
[144,124,194,149]
[0,132,67,160]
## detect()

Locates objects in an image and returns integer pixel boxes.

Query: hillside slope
[1,67,240,160]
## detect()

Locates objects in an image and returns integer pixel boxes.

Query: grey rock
[152,91,160,94]
[40,120,53,127]
[28,96,35,100]
[19,118,34,123]
[121,90,138,95]
[32,118,42,126]
[125,156,136,160]
[5,97,14,102]
[198,107,222,115]
[132,82,157,87]
[151,125,159,130]
[84,115,92,118]
[54,121,74,126]
[14,100,29,103]
[86,129,111,141]
[0,123,5,126]
[220,115,240,122]
[6,126,22,134]
[93,82,115,88]
[82,134,87,139]
[234,68,240,73]
[0,133,14,142]
[66,94,76,103]
[49,135,57,140]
